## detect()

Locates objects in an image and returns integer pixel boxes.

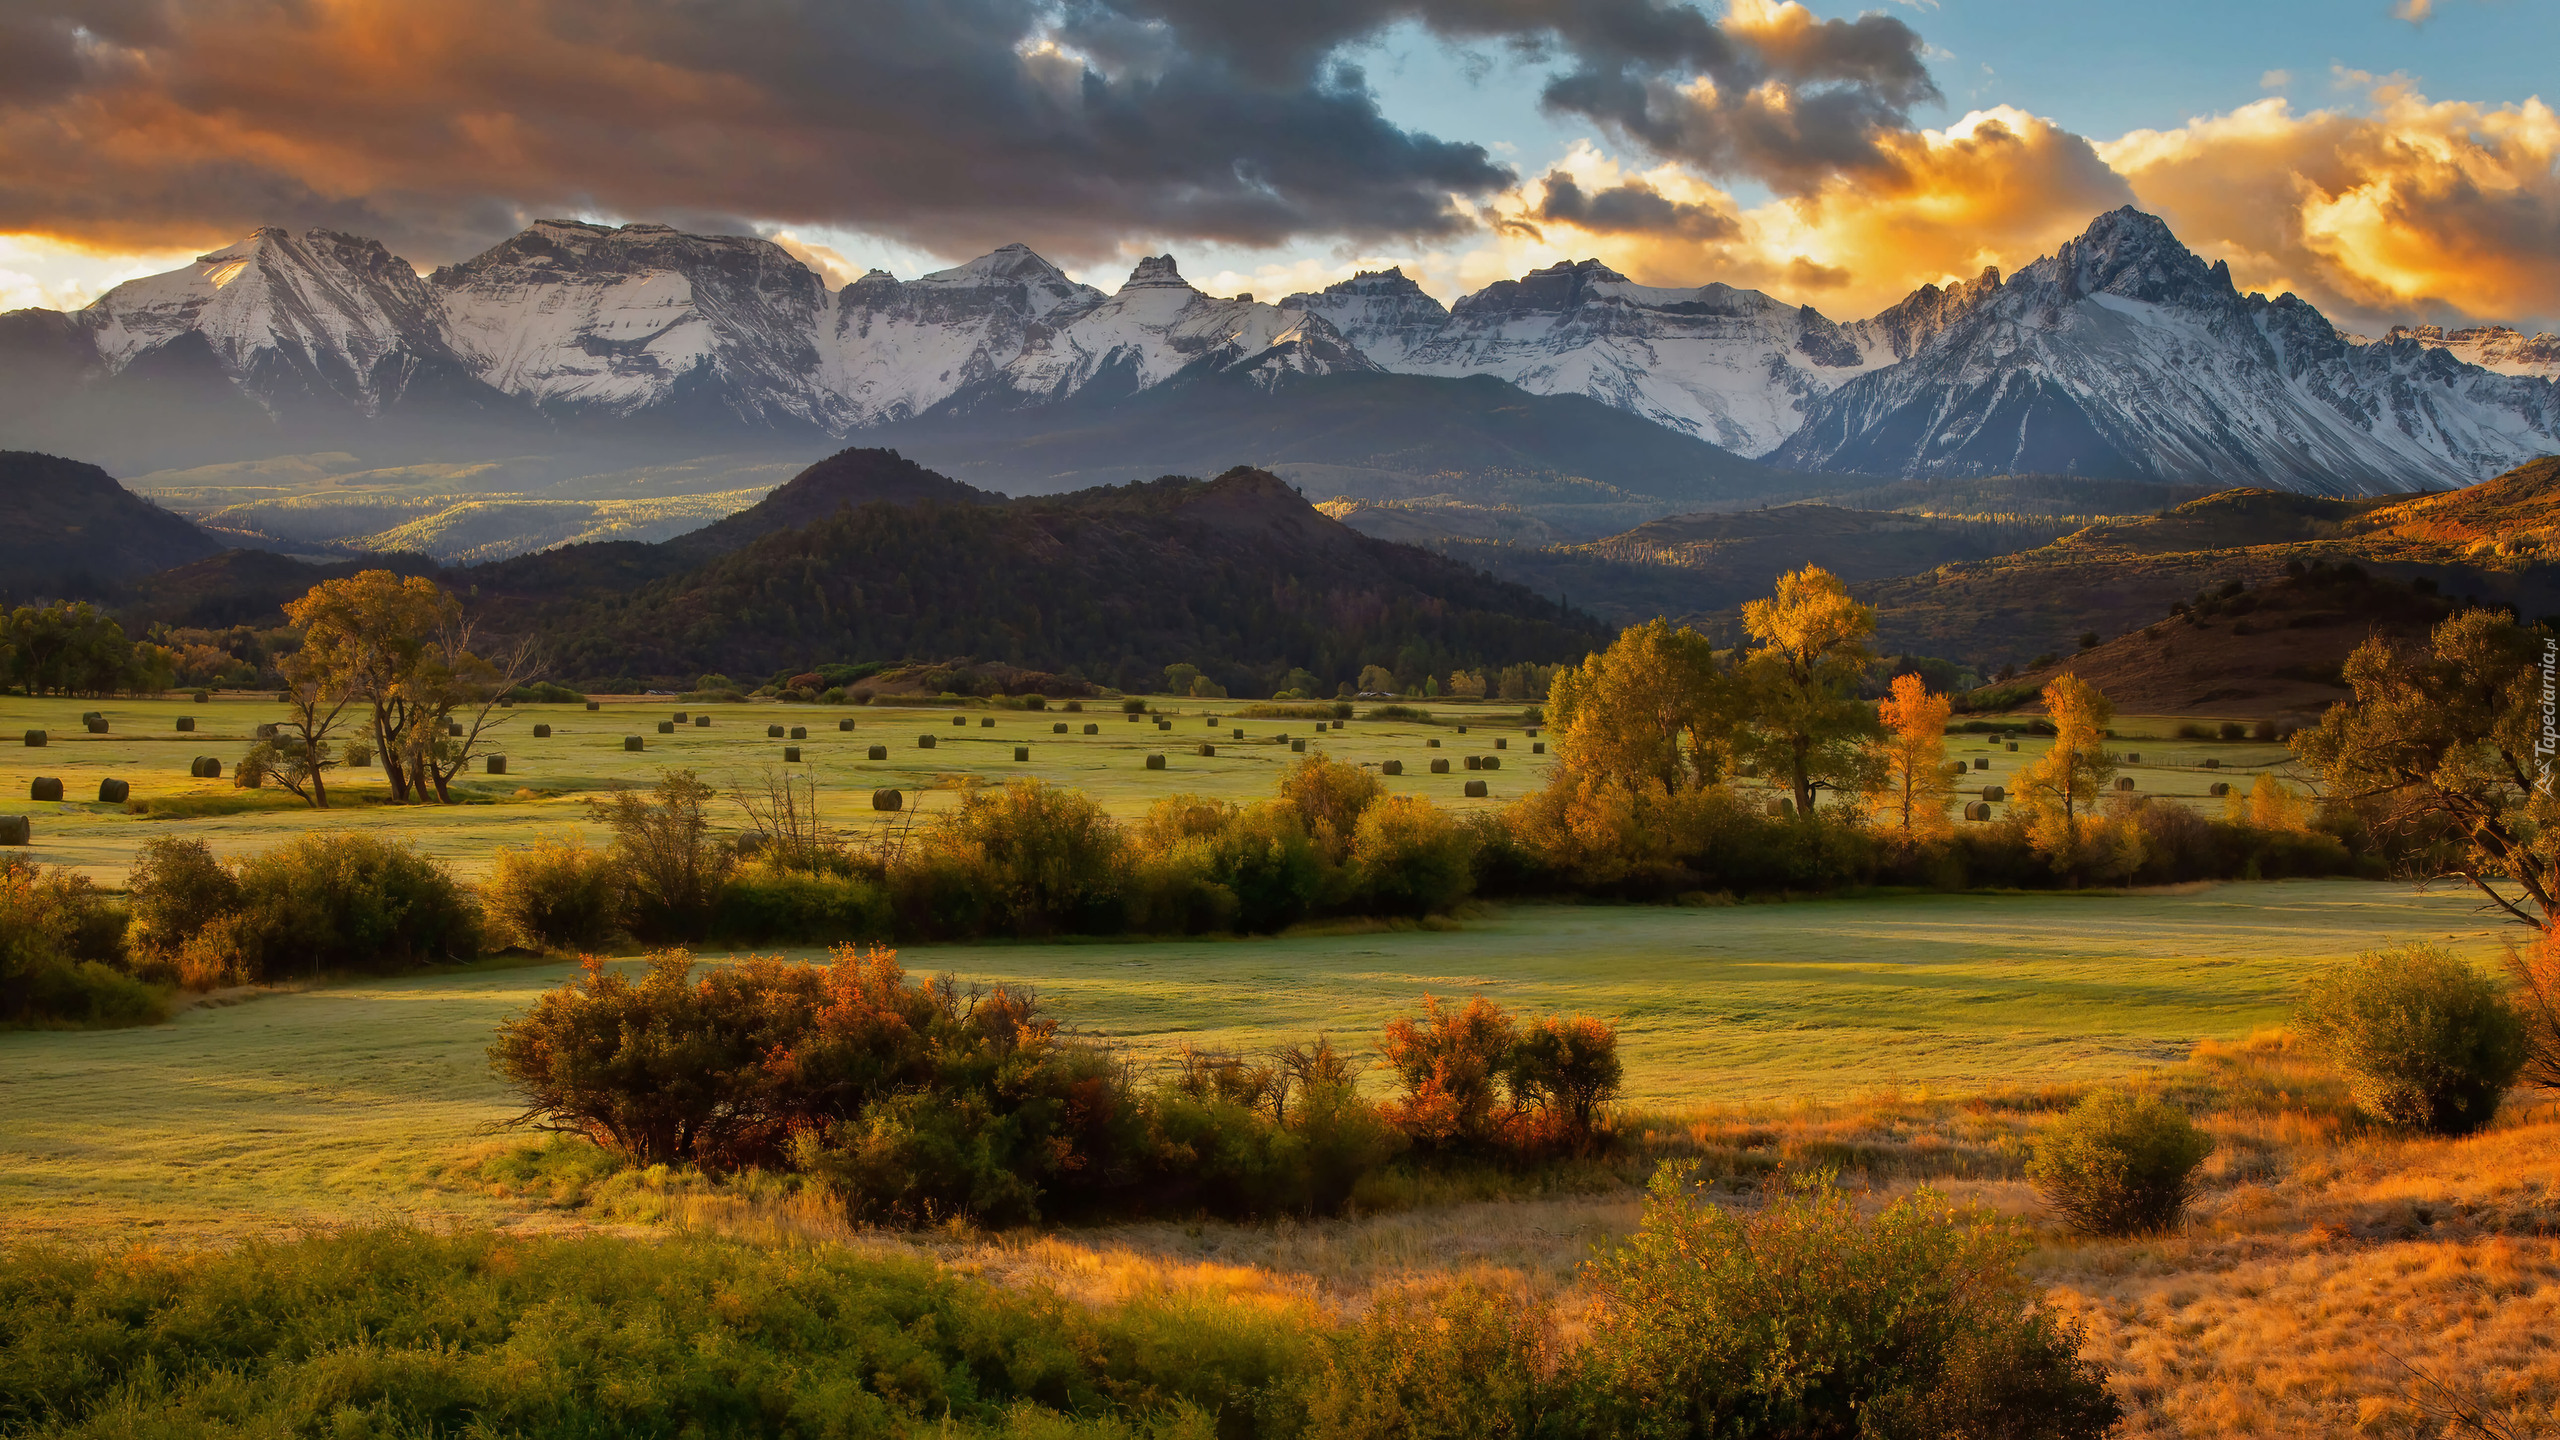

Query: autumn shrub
[1277,753,1383,864]
[1578,1166,2120,1439]
[0,858,161,1028]
[482,835,623,952]
[1348,794,1475,915]
[1508,1015,1624,1153]
[1379,994,1522,1151]
[2297,943,2527,1134]
[2026,1089,2214,1236]
[921,779,1129,936]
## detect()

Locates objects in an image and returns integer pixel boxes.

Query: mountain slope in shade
[1772,208,2560,494]
[0,450,227,597]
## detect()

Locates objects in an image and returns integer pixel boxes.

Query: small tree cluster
[1378,995,1624,1155]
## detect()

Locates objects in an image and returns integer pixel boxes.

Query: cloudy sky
[3,0,2555,334]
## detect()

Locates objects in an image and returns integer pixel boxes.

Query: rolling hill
[0,451,225,600]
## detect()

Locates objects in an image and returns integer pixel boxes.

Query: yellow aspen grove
[2229,772,2311,831]
[1865,673,1954,850]
[1736,567,1879,817]
[2016,674,2117,864]
[1546,619,1730,792]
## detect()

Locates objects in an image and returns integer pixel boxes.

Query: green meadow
[0,693,2306,882]
[0,880,2501,1244]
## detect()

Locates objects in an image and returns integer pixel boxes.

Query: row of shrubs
[0,1166,2120,1440]
[492,950,1620,1226]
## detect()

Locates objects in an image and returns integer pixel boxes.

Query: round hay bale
[767,724,785,738]
[1232,728,1243,740]
[31,777,64,802]
[1145,753,1167,770]
[1494,738,1508,749]
[0,814,27,845]
[448,721,463,737]
[1456,725,1468,734]
[533,724,552,738]
[1482,756,1501,770]
[657,721,676,734]
[2125,752,2142,764]
[1982,785,2004,801]
[1290,739,1306,752]
[1533,742,1546,755]
[1084,723,1099,735]
[175,717,195,733]
[85,717,107,734]
[919,735,937,749]
[1965,802,1993,821]
[1015,746,1030,762]
[624,736,644,752]
[1197,743,1216,757]
[872,788,903,812]
[1525,728,1539,738]
[1464,755,1482,771]
[952,715,967,727]
[838,719,856,731]
[2208,782,2230,797]
[784,746,801,762]
[1464,780,1489,798]
[693,715,711,727]
[867,745,888,760]
[487,756,507,775]
[2004,740,2019,752]
[585,701,600,711]
[981,717,995,729]
[673,712,689,724]
[1947,762,1969,777]
[1973,758,1989,770]
[1382,760,1404,776]
[1427,738,1442,748]
[1429,758,1451,774]
[2202,758,2221,769]
[1054,722,1069,733]
[2114,776,2135,790]
[790,726,807,740]
[192,757,221,779]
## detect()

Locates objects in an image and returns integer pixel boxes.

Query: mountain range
[1,209,2553,501]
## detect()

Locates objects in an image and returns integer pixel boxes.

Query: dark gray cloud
[1533,171,1736,240]
[0,0,1940,267]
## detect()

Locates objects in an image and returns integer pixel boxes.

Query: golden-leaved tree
[2015,674,2116,867]
[1865,672,1954,852]
[1737,566,1879,816]
[286,570,535,804]
[1546,619,1730,792]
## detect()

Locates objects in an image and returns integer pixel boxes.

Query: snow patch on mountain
[2385,324,2560,380]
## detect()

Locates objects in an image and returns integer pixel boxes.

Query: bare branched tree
[729,765,832,872]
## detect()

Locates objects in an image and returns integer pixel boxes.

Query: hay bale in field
[175,717,194,732]
[1464,780,1489,798]
[1464,755,1482,770]
[533,724,552,738]
[873,788,903,812]
[191,757,221,779]
[673,712,688,723]
[1525,728,1538,738]
[1429,758,1451,774]
[194,692,209,704]
[1383,760,1404,776]
[2005,740,2018,751]
[1054,722,1069,733]
[981,717,996,728]
[2209,782,2230,797]
[658,721,676,734]
[0,814,26,845]
[1197,743,1216,757]
[867,745,888,760]
[1482,755,1501,770]
[2115,777,2135,790]
[2202,758,2221,769]
[487,756,507,775]
[1982,785,2004,801]
[1084,723,1099,735]
[952,715,967,727]
[838,719,855,731]
[1145,753,1167,770]
[586,701,601,712]
[1947,761,1968,777]
[767,724,785,738]
[790,726,807,740]
[85,717,107,734]
[1427,738,1442,749]
[1494,738,1507,749]
[31,777,64,802]
[919,734,937,749]
[784,746,801,762]
[1456,724,1468,734]
[1533,742,1546,754]
[1976,758,1991,770]
[2126,752,2142,763]
[1232,728,1243,740]
[1015,747,1030,762]
[1965,802,1993,821]
[1291,739,1306,752]
[624,736,644,752]
[448,721,463,737]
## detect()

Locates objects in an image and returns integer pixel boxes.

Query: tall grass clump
[2297,943,2527,1135]
[2027,1088,2214,1235]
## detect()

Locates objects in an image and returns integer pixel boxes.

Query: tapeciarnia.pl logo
[2541,636,2558,795]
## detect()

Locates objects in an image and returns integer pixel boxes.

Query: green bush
[588,770,732,941]
[124,835,241,963]
[2297,943,2528,1134]
[710,864,889,943]
[2026,1089,2214,1236]
[210,833,481,982]
[1299,1281,1569,1439]
[1349,794,1475,915]
[1579,1166,2120,1439]
[926,780,1129,936]
[0,858,162,1029]
[483,835,623,952]
[505,680,586,704]
[1200,801,1325,932]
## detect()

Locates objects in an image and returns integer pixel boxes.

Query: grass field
[0,880,2506,1245]
[0,693,2306,882]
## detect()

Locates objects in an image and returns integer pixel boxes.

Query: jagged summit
[1119,255,1192,291]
